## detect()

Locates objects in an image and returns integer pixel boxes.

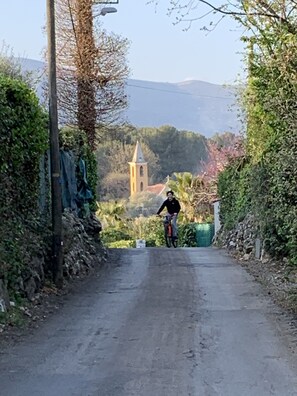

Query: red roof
[146,184,166,196]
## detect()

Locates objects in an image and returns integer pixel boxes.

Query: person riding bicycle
[157,190,181,239]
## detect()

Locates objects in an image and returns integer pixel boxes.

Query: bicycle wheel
[165,234,172,248]
[165,225,172,248]
[172,237,178,248]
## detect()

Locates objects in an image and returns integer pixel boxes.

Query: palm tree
[96,200,126,228]
[167,172,196,222]
[168,172,215,223]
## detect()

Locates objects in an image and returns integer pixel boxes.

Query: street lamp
[92,6,117,17]
[99,7,117,16]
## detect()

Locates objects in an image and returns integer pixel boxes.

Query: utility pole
[47,0,64,288]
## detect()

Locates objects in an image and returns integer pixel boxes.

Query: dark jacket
[157,197,181,215]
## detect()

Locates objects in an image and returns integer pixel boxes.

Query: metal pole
[46,0,63,288]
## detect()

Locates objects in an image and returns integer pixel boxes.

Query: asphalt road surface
[1,247,297,396]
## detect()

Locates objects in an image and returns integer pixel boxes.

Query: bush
[101,227,131,245]
[0,75,48,293]
[0,76,48,216]
[129,216,164,246]
[107,240,135,248]
[217,157,251,230]
[178,223,197,247]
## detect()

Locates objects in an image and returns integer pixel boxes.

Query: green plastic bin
[195,223,215,247]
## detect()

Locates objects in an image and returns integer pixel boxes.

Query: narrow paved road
[1,248,297,396]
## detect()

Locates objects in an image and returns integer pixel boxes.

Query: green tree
[101,172,130,200]
[139,125,208,180]
[96,200,127,229]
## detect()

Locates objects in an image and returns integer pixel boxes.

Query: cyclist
[157,190,181,239]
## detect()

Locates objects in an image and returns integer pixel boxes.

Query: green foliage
[96,200,127,228]
[137,125,208,180]
[0,75,48,292]
[0,76,48,216]
[129,216,164,246]
[178,223,197,247]
[230,17,297,264]
[0,306,26,327]
[99,172,130,201]
[0,223,23,288]
[101,227,131,246]
[100,215,165,248]
[217,158,252,230]
[107,240,136,248]
[84,147,98,210]
[0,51,34,86]
[258,131,297,261]
[167,172,215,223]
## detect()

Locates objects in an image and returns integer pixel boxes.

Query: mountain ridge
[18,57,242,137]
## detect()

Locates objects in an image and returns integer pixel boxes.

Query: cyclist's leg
[163,214,168,227]
[172,215,178,238]
[164,213,171,225]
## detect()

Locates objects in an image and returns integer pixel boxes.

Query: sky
[0,0,246,85]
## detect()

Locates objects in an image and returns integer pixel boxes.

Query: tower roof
[132,141,146,163]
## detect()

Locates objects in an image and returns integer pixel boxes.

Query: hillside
[19,58,242,137]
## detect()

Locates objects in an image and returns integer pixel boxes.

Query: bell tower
[128,141,148,196]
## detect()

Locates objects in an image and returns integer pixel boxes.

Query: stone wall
[214,213,268,262]
[0,211,105,311]
[62,210,105,278]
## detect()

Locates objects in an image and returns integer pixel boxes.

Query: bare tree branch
[53,0,130,150]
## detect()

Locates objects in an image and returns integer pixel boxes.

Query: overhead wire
[126,82,236,100]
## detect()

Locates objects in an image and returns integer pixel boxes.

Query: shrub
[107,240,135,248]
[178,223,197,247]
[0,75,48,293]
[101,227,131,245]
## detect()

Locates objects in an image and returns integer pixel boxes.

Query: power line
[126,82,236,100]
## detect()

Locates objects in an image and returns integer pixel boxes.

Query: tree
[55,0,130,150]
[150,1,296,32]
[0,46,34,86]
[138,125,208,180]
[167,135,245,223]
[167,172,207,222]
[101,172,130,200]
[201,136,245,181]
[96,200,127,228]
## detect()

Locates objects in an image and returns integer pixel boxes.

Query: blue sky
[0,0,246,84]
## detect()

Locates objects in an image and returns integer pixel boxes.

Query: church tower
[128,141,148,196]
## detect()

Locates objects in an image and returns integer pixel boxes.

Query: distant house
[146,183,166,197]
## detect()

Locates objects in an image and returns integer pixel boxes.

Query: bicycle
[163,214,178,248]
